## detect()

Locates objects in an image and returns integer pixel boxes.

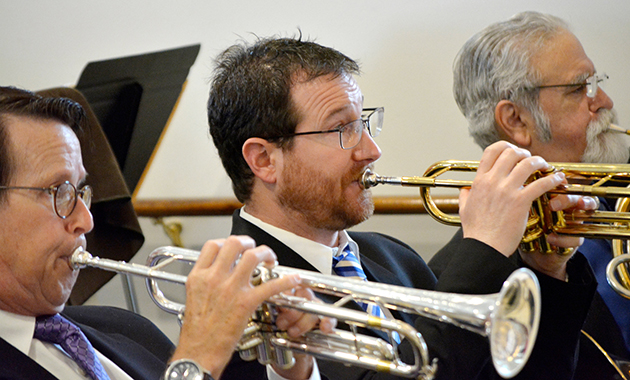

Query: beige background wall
[2,0,629,341]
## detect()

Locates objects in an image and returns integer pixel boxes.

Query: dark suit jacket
[0,306,175,380]
[221,210,596,380]
[430,228,627,380]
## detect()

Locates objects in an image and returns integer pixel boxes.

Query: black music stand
[74,44,200,310]
[76,43,201,195]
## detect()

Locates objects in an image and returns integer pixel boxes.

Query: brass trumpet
[361,161,630,255]
[71,246,541,379]
[610,196,630,300]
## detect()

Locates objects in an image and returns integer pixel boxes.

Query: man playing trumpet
[207,35,598,379]
[431,11,630,379]
[0,86,333,380]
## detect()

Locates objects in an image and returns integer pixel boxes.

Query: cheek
[4,223,66,280]
[544,107,589,149]
[548,99,591,133]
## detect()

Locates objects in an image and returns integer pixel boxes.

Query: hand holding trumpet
[460,141,599,280]
[170,235,335,380]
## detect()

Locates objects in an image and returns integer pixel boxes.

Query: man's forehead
[291,73,361,109]
[5,116,84,182]
[532,30,594,83]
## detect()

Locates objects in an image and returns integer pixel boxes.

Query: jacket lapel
[231,210,400,342]
[0,337,59,380]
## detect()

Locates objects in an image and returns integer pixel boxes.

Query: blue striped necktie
[332,246,387,319]
[34,314,111,380]
[332,247,400,343]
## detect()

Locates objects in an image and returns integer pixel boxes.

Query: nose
[65,197,94,235]
[353,129,382,163]
[590,88,614,113]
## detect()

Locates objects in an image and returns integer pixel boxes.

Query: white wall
[2,0,629,341]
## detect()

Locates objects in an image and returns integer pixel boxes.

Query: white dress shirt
[240,208,362,380]
[240,208,360,273]
[0,309,133,380]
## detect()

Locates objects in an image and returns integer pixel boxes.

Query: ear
[495,100,533,148]
[242,137,280,184]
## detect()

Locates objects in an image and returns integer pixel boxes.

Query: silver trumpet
[71,246,541,379]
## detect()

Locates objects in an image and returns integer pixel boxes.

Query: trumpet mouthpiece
[70,247,90,271]
[609,124,630,135]
[360,169,377,189]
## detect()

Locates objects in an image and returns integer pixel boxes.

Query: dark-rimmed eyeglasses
[0,181,92,219]
[268,107,384,150]
[533,73,608,98]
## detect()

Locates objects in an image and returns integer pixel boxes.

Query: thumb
[459,187,470,213]
[255,274,302,303]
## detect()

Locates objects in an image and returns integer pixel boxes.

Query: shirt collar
[0,309,37,355]
[240,208,359,275]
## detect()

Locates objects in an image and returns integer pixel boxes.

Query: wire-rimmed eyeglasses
[0,181,92,219]
[268,107,384,150]
[533,73,608,98]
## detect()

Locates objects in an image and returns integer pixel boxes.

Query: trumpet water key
[71,246,542,379]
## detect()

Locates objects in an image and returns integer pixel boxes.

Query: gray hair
[453,11,569,148]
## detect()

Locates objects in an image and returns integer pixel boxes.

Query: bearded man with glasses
[208,35,599,380]
[429,11,630,380]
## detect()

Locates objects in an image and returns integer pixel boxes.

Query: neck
[244,200,340,247]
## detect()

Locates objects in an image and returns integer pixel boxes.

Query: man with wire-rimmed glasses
[429,11,630,380]
[208,35,598,380]
[266,107,384,151]
[0,86,329,380]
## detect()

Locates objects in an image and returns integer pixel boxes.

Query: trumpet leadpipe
[71,247,187,284]
[360,169,471,190]
[609,124,630,135]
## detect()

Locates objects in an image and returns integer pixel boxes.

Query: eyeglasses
[533,73,608,98]
[0,181,92,219]
[269,107,384,150]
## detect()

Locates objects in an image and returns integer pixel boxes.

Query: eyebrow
[573,72,592,83]
[322,105,356,125]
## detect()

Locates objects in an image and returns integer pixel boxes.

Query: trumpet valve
[273,342,296,370]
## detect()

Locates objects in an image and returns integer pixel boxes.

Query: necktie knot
[34,314,111,380]
[332,246,367,280]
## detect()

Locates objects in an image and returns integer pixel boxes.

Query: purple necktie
[34,314,111,380]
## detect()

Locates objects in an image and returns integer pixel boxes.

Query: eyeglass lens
[366,108,384,137]
[340,120,363,149]
[54,182,92,218]
[587,73,607,98]
[339,108,384,149]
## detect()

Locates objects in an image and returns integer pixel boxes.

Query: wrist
[169,341,229,379]
[163,359,215,380]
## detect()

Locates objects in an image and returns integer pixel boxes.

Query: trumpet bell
[491,268,540,378]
